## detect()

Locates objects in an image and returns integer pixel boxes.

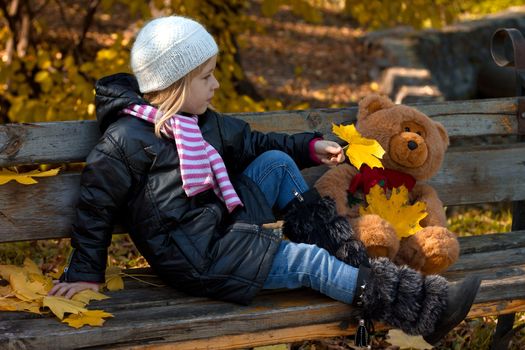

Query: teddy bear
[313,94,459,274]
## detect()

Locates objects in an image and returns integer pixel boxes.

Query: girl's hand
[48,280,101,299]
[314,140,345,166]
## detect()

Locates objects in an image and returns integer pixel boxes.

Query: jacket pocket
[173,205,222,266]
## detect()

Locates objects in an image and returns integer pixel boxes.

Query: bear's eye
[416,131,422,136]
[404,127,410,132]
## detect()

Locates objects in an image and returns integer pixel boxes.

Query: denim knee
[257,150,296,167]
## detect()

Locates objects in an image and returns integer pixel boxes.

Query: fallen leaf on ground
[386,329,433,349]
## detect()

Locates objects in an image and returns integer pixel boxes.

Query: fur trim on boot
[283,191,369,267]
[358,257,447,335]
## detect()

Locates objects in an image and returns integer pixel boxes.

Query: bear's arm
[410,183,447,227]
[314,163,359,217]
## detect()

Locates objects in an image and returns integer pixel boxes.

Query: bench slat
[2,264,525,350]
[1,142,524,242]
[0,98,517,167]
[2,231,525,349]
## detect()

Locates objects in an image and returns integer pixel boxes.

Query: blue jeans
[243,150,359,304]
[242,150,309,210]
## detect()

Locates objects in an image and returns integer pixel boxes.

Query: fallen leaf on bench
[72,289,110,304]
[0,297,42,314]
[22,258,43,275]
[1,259,51,302]
[43,296,88,319]
[63,309,114,328]
[0,167,60,185]
[386,329,433,349]
[0,283,12,296]
[9,272,49,302]
[360,184,427,238]
[105,266,124,291]
[332,123,385,169]
[0,258,114,328]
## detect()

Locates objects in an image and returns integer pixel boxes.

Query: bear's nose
[407,140,418,150]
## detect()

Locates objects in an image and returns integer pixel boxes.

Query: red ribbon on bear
[348,164,416,195]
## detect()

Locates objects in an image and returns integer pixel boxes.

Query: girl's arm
[60,135,132,287]
[310,139,345,165]
[217,113,328,171]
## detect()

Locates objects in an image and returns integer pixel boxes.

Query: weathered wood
[456,230,525,255]
[2,228,525,349]
[0,97,517,167]
[0,120,100,167]
[2,142,524,242]
[430,143,525,205]
[0,173,81,242]
[1,274,525,350]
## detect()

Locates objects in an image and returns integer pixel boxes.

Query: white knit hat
[131,16,219,93]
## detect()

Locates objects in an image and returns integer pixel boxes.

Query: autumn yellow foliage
[0,258,115,328]
[360,185,428,238]
[332,123,385,169]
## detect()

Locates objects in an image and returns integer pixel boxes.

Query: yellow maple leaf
[47,262,67,280]
[9,270,49,302]
[42,296,88,320]
[332,124,385,169]
[386,329,433,349]
[0,265,23,280]
[0,258,114,328]
[0,297,42,314]
[0,167,60,185]
[360,185,428,238]
[105,266,124,291]
[62,309,114,328]
[23,258,42,276]
[72,289,109,304]
[0,284,13,297]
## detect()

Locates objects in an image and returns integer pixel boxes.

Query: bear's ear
[357,94,395,121]
[434,121,450,148]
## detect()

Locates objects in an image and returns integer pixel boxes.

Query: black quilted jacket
[61,73,321,304]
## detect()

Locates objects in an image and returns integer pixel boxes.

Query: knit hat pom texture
[131,16,218,93]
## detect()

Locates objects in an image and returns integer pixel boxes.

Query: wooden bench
[1,31,525,350]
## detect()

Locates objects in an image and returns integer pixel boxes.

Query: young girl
[49,15,480,345]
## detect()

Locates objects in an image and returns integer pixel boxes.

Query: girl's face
[181,56,220,115]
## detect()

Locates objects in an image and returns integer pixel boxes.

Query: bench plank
[2,142,524,242]
[0,98,517,167]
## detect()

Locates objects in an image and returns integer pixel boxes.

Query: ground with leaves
[240,4,380,109]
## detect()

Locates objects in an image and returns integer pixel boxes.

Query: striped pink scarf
[122,104,243,213]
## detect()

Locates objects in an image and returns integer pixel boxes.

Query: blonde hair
[144,56,215,137]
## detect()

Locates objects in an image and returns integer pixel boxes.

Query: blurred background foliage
[1,0,524,124]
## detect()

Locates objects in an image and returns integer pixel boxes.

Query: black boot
[423,274,481,344]
[353,258,480,344]
[282,188,369,267]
